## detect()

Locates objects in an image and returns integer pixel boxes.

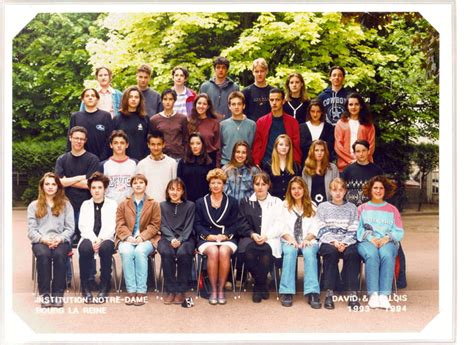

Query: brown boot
[174,293,185,305]
[163,293,175,305]
[134,293,147,306]
[124,293,136,306]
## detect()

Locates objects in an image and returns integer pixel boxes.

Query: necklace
[232,119,243,131]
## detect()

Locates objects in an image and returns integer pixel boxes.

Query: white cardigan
[275,201,318,245]
[78,197,118,246]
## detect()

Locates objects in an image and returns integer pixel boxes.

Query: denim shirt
[132,196,145,237]
[223,165,260,202]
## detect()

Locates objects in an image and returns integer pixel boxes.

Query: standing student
[188,93,221,166]
[299,100,335,163]
[158,178,195,305]
[316,178,360,310]
[262,134,301,200]
[55,126,100,245]
[69,88,113,161]
[78,172,117,303]
[318,66,351,126]
[220,91,256,166]
[222,141,260,202]
[136,131,177,203]
[113,86,150,161]
[80,66,122,118]
[283,73,310,124]
[357,176,404,310]
[334,92,375,172]
[277,177,320,308]
[100,130,137,204]
[199,56,239,119]
[171,66,196,117]
[136,64,162,117]
[177,133,215,202]
[242,58,273,122]
[115,174,161,306]
[27,172,74,308]
[302,140,339,206]
[253,88,301,167]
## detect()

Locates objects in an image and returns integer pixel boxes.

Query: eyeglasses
[71,137,86,142]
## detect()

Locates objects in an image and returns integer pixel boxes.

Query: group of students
[27,56,404,310]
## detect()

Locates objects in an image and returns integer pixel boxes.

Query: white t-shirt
[306,121,324,141]
[102,157,137,204]
[136,155,177,202]
[349,119,360,153]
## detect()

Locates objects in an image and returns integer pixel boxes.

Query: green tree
[412,143,439,211]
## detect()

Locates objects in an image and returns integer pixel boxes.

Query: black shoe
[280,294,293,307]
[324,295,335,309]
[348,293,360,309]
[260,285,270,300]
[308,293,322,309]
[81,282,94,304]
[96,287,109,304]
[50,296,64,308]
[252,291,262,303]
[40,294,52,308]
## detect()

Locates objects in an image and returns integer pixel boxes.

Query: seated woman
[277,176,320,308]
[115,174,161,306]
[27,172,74,308]
[239,172,283,303]
[262,134,301,200]
[78,172,117,303]
[302,139,339,206]
[316,178,360,310]
[357,175,404,310]
[223,141,260,202]
[158,178,196,305]
[194,168,242,305]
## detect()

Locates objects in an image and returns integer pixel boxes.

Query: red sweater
[252,112,301,166]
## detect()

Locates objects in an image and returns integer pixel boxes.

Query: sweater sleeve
[178,202,195,242]
[27,202,42,244]
[357,204,375,242]
[60,202,76,244]
[342,203,359,245]
[387,206,404,243]
[334,120,353,166]
[213,121,221,167]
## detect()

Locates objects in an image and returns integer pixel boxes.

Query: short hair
[206,168,227,183]
[228,91,245,105]
[352,139,370,152]
[87,171,110,189]
[252,171,271,188]
[69,126,88,138]
[329,177,347,190]
[213,56,230,69]
[172,66,189,79]
[161,88,177,101]
[269,87,285,99]
[362,175,397,200]
[252,58,268,71]
[95,66,112,78]
[137,64,153,76]
[80,88,100,100]
[109,130,129,145]
[165,178,187,202]
[130,173,148,186]
[306,99,326,123]
[147,130,165,143]
[329,66,346,77]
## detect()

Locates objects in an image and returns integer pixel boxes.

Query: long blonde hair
[303,140,330,176]
[271,134,295,176]
[284,176,315,218]
[35,172,68,218]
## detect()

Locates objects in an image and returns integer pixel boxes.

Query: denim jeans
[118,241,154,293]
[358,241,397,296]
[279,241,320,295]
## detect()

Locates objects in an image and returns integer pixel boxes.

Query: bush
[13,138,67,204]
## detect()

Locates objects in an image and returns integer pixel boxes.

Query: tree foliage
[412,143,439,211]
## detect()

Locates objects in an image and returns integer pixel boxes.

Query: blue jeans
[118,241,154,293]
[358,241,397,296]
[279,241,320,295]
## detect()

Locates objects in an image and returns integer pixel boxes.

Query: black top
[299,121,336,164]
[283,98,310,124]
[242,84,273,122]
[93,201,104,236]
[113,112,150,161]
[311,174,326,205]
[177,160,214,202]
[55,151,100,212]
[68,109,113,161]
[159,200,195,242]
[263,116,285,165]
[263,161,301,200]
[341,162,384,206]
[141,88,162,118]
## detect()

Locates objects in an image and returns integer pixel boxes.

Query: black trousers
[244,242,274,288]
[78,239,114,289]
[157,238,195,293]
[319,243,360,292]
[32,242,69,296]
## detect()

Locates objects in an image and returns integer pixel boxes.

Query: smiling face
[196,97,209,117]
[96,68,111,88]
[136,71,150,90]
[253,177,269,200]
[309,104,323,124]
[148,136,165,159]
[168,182,184,203]
[233,144,248,165]
[43,177,58,197]
[189,136,203,156]
[132,178,147,195]
[162,93,176,112]
[329,184,346,205]
[276,138,290,156]
[90,180,105,202]
[371,181,386,203]
[82,89,99,109]
[290,181,304,201]
[69,131,87,152]
[209,178,224,194]
[329,68,345,89]
[347,97,361,118]
[127,90,141,111]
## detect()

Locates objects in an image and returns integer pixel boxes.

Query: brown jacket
[115,196,161,248]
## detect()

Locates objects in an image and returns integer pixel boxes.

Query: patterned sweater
[315,201,358,246]
[357,201,404,244]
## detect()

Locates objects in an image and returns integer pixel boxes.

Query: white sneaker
[368,293,379,309]
[378,294,392,309]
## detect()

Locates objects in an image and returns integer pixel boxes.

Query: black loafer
[50,296,64,308]
[324,295,335,309]
[40,294,52,308]
[348,294,360,309]
[96,287,109,304]
[260,285,270,300]
[280,294,293,307]
[252,291,262,303]
[308,293,322,309]
[82,289,94,304]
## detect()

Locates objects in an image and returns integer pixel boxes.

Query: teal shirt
[132,196,145,237]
